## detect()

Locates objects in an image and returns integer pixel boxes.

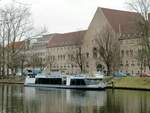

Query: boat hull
[24,84,105,90]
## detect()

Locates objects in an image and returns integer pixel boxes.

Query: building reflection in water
[24,87,106,113]
[0,84,150,113]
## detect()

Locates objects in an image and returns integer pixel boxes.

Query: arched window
[86,52,89,58]
[121,50,124,56]
[93,47,97,58]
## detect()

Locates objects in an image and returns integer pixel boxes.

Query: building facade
[47,31,85,74]
[82,7,150,75]
[16,7,150,75]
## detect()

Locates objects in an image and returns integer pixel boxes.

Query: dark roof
[47,30,86,48]
[101,8,139,33]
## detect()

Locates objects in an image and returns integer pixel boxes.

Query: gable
[101,8,139,33]
[82,8,110,47]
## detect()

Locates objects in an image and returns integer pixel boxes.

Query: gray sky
[0,0,128,33]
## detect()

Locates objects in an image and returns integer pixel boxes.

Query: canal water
[0,84,150,113]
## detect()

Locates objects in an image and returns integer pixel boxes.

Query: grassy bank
[0,76,25,84]
[107,77,150,90]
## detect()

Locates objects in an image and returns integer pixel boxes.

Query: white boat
[24,72,106,90]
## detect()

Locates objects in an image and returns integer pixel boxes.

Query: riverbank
[0,76,150,91]
[0,76,25,84]
[107,76,150,91]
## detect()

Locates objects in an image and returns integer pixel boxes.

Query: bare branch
[95,26,121,76]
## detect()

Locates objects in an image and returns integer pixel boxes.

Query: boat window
[28,74,35,78]
[35,78,62,85]
[70,79,86,85]
[63,79,66,85]
[84,79,101,85]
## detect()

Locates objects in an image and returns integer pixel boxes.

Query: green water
[0,84,150,113]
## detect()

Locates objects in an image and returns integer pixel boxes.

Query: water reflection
[0,84,150,113]
[0,84,24,113]
[105,89,150,113]
[24,87,106,113]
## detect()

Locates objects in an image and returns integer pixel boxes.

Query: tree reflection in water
[103,89,150,113]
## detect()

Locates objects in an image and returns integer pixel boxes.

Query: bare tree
[0,3,32,76]
[17,52,27,76]
[0,45,2,76]
[127,0,150,70]
[69,46,86,73]
[95,26,120,76]
[0,3,46,77]
[66,31,86,74]
[46,49,55,71]
[29,54,44,70]
[136,48,147,74]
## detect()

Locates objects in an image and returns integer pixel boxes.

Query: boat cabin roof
[69,76,85,79]
[35,74,63,79]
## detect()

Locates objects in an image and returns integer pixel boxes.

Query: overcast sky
[0,0,128,33]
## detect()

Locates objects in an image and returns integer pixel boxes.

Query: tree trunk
[21,60,24,76]
[2,38,5,77]
[80,64,83,73]
[106,64,111,76]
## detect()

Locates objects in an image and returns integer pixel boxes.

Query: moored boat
[24,72,106,90]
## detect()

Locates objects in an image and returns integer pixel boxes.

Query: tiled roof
[7,41,25,49]
[101,8,140,33]
[47,30,86,48]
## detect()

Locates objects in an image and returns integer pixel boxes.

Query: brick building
[15,7,150,75]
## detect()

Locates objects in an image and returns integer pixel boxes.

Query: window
[53,56,55,61]
[53,64,56,68]
[58,55,60,60]
[126,50,129,56]
[62,55,63,60]
[71,55,74,61]
[130,50,133,56]
[68,54,70,60]
[126,60,129,66]
[131,61,134,66]
[132,70,134,74]
[93,48,97,58]
[121,50,124,56]
[43,58,45,62]
[86,52,89,58]
[63,55,65,60]
[35,78,62,85]
[70,79,86,85]
[120,61,123,66]
[86,62,89,68]
[138,49,142,55]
